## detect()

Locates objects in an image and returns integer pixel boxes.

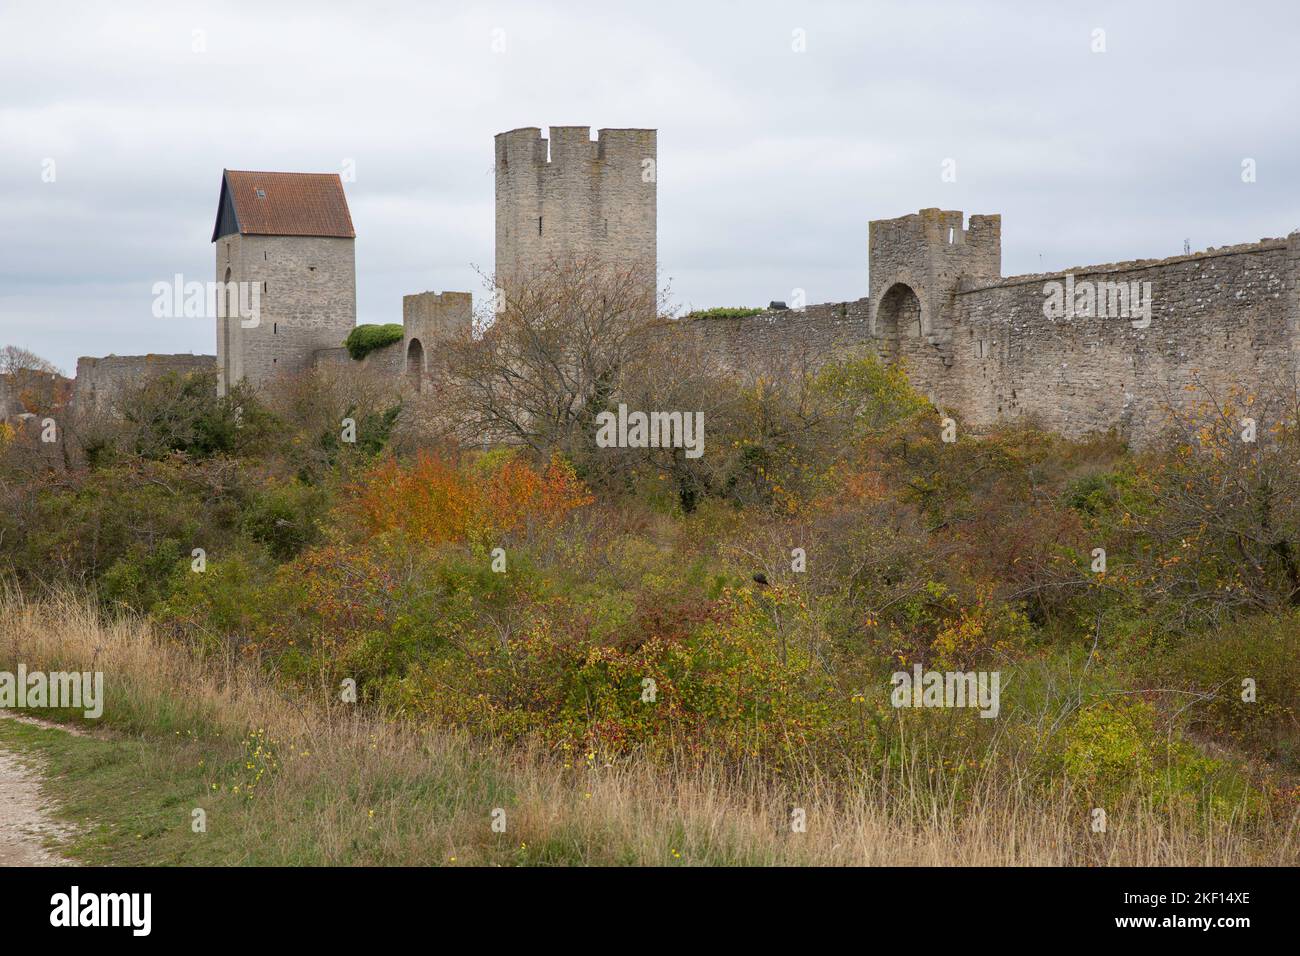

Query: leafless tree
[436,255,660,455]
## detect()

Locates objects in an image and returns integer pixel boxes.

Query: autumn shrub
[350,450,592,546]
[160,451,592,691]
[383,583,862,767]
[1110,385,1300,633]
[260,366,402,481]
[155,549,278,652]
[1046,696,1258,816]
[239,477,331,560]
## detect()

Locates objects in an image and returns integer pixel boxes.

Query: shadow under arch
[406,338,425,391]
[875,282,922,364]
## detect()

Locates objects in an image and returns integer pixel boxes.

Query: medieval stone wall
[401,291,473,391]
[313,340,404,379]
[667,300,873,370]
[667,212,1300,446]
[948,240,1296,443]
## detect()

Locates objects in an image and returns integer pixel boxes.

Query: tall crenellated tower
[494,126,657,296]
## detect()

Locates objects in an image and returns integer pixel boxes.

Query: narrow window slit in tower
[538,217,543,236]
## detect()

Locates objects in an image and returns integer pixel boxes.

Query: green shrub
[6,457,268,612]
[100,371,277,462]
[101,538,188,611]
[1152,613,1300,769]
[154,550,276,651]
[240,480,331,560]
[684,307,765,320]
[344,324,404,360]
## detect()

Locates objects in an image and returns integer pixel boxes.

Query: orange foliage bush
[350,452,592,545]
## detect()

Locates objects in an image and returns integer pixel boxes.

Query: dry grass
[0,590,1295,866]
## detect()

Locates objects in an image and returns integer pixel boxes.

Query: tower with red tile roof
[211,170,356,394]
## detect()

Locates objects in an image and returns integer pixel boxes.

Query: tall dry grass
[1,590,1294,866]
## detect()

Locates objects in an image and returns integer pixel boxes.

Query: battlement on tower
[494,124,656,297]
[869,209,1001,292]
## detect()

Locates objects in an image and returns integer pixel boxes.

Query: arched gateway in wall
[873,282,922,364]
[406,338,424,392]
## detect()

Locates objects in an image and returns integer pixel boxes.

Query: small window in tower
[273,323,277,335]
[948,227,955,244]
[263,281,267,293]
[538,217,543,236]
[603,218,608,237]
[264,251,267,260]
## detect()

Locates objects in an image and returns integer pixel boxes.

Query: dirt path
[0,713,75,866]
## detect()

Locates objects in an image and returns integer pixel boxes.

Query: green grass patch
[0,714,524,866]
[0,717,252,865]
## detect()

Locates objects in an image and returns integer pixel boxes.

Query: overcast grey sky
[2,0,1298,374]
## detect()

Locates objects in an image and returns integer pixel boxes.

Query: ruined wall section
[0,370,71,420]
[72,354,217,419]
[313,341,404,378]
[402,291,474,391]
[665,301,873,372]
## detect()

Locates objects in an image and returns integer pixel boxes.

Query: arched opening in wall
[406,338,425,392]
[875,283,922,364]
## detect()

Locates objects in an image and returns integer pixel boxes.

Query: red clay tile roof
[213,170,355,240]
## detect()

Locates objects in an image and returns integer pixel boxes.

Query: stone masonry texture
[215,232,356,395]
[677,208,1300,446]
[72,354,217,419]
[495,126,656,297]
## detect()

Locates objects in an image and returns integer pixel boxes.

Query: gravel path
[0,714,74,866]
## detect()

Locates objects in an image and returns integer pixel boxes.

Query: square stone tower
[494,126,656,297]
[868,208,1001,351]
[212,170,356,394]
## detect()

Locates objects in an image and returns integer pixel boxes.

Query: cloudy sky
[2,0,1298,375]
